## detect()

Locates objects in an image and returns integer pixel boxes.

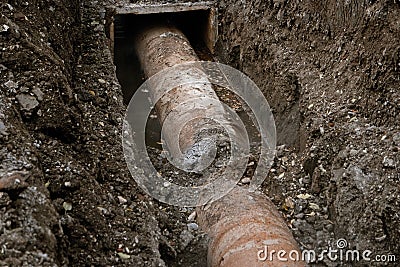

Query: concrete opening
[108,2,217,149]
[107,2,217,104]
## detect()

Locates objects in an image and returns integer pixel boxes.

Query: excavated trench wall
[215,0,400,264]
[1,0,164,266]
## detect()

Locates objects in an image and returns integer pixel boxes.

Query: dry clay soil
[0,0,399,266]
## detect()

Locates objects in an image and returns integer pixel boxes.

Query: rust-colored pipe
[134,24,304,266]
[135,24,226,169]
[197,187,305,266]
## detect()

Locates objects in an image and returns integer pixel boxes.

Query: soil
[0,0,399,267]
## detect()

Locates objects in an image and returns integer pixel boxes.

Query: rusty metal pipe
[134,24,304,266]
[197,187,305,266]
[135,24,226,170]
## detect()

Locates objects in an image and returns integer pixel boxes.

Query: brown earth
[0,0,399,266]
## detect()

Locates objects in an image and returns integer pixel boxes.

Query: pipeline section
[134,24,304,267]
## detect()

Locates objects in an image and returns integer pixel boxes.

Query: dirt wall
[1,0,164,266]
[216,0,399,265]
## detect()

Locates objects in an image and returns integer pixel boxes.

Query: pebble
[0,121,7,135]
[297,193,312,200]
[5,3,13,10]
[4,80,18,90]
[187,211,196,221]
[382,156,395,168]
[20,86,29,93]
[284,196,295,209]
[309,203,320,210]
[0,24,10,33]
[241,177,251,184]
[62,201,72,211]
[117,252,131,259]
[16,94,39,111]
[187,222,199,231]
[393,133,400,145]
[118,196,128,204]
[179,230,194,249]
[32,87,44,101]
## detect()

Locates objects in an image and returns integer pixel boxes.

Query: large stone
[16,94,39,111]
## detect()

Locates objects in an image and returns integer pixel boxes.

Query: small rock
[20,86,29,93]
[179,230,194,250]
[306,211,316,217]
[117,252,131,259]
[309,203,320,211]
[62,202,72,211]
[0,121,7,135]
[393,133,400,146]
[4,80,18,90]
[118,196,128,204]
[0,171,29,190]
[187,211,197,221]
[297,193,312,200]
[98,78,106,84]
[97,206,109,215]
[284,196,295,210]
[382,156,395,168]
[0,24,10,33]
[5,3,13,10]
[241,177,251,184]
[32,87,44,101]
[14,12,28,21]
[16,94,39,111]
[187,222,199,231]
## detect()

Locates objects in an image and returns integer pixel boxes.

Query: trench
[112,4,303,266]
[2,0,399,266]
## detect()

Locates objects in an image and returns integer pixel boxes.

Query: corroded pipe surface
[135,24,226,169]
[197,187,305,267]
[134,24,304,266]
